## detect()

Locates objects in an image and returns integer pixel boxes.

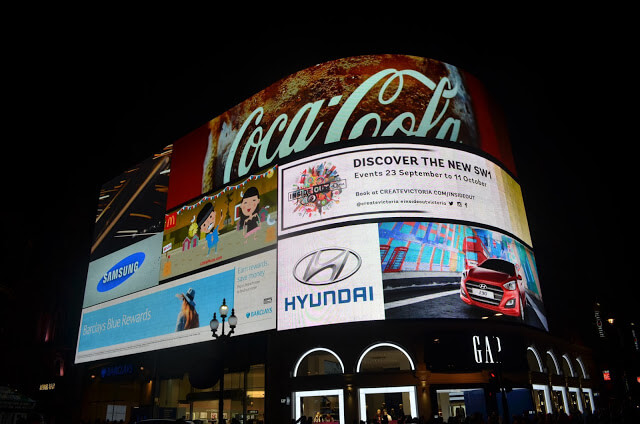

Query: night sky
[5,25,636,359]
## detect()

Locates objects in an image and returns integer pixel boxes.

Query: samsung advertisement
[76,54,547,364]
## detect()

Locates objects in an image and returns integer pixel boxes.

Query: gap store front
[270,320,596,423]
[74,54,599,423]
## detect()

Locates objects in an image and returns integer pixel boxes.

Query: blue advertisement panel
[76,249,276,363]
[78,269,234,352]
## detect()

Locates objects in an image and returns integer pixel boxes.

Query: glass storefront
[295,389,343,423]
[551,386,568,414]
[568,387,583,413]
[436,389,486,421]
[359,386,418,423]
[531,384,552,414]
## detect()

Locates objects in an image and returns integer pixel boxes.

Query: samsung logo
[293,247,361,285]
[97,252,145,292]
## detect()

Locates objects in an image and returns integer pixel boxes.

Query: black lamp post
[210,298,237,424]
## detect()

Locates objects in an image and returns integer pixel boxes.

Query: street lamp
[210,298,238,424]
[210,298,238,339]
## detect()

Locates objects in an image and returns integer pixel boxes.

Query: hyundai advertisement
[76,54,547,364]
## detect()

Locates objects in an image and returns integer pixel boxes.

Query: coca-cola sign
[168,55,512,209]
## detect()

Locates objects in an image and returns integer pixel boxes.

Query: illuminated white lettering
[223,68,461,183]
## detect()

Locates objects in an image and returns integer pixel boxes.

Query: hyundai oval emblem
[293,247,362,285]
[97,252,145,292]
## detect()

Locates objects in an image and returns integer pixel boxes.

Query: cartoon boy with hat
[196,202,224,256]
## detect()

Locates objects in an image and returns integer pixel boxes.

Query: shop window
[576,357,589,379]
[582,388,595,413]
[436,389,485,422]
[294,389,344,423]
[360,386,418,423]
[532,384,552,414]
[357,343,414,373]
[106,405,126,422]
[551,386,569,414]
[526,346,543,372]
[293,348,344,377]
[568,387,584,413]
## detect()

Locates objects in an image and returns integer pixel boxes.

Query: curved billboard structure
[75,54,546,364]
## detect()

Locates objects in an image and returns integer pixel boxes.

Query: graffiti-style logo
[293,248,362,285]
[97,252,145,292]
[288,162,346,217]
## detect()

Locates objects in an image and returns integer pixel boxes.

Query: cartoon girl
[196,202,224,256]
[238,186,261,243]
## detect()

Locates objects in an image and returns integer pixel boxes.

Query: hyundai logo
[479,284,488,290]
[293,248,362,285]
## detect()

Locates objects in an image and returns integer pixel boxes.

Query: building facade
[69,54,601,423]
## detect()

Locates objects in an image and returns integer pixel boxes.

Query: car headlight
[503,281,516,291]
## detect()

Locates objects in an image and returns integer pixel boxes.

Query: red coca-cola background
[166,55,515,211]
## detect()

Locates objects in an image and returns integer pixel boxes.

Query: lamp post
[210,298,237,424]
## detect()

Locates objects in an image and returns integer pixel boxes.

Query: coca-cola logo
[222,67,466,184]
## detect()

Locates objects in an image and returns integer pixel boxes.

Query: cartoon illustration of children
[238,187,261,243]
[196,202,224,256]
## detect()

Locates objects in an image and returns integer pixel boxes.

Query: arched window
[546,350,561,375]
[356,342,415,373]
[561,354,575,377]
[527,346,543,372]
[575,357,589,379]
[293,348,344,377]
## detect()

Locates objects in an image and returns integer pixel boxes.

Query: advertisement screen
[76,249,276,363]
[77,55,547,364]
[82,148,171,307]
[276,221,546,332]
[277,223,385,331]
[278,141,531,246]
[160,166,277,282]
[380,221,546,330]
[166,55,515,210]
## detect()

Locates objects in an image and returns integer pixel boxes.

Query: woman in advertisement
[175,288,199,331]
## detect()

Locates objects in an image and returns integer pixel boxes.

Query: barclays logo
[293,247,361,286]
[245,307,273,319]
[97,252,145,292]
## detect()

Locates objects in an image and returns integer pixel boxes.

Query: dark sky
[6,26,636,350]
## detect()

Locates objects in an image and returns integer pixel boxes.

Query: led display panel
[278,142,531,246]
[277,223,385,331]
[82,148,171,307]
[77,54,547,364]
[160,166,277,282]
[380,221,546,330]
[76,250,276,363]
[166,54,514,210]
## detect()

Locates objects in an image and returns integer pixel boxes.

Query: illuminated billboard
[77,54,545,364]
[76,249,276,363]
[82,149,171,307]
[159,166,277,282]
[277,141,530,245]
[166,54,515,210]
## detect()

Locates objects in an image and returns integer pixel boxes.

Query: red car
[460,258,527,320]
